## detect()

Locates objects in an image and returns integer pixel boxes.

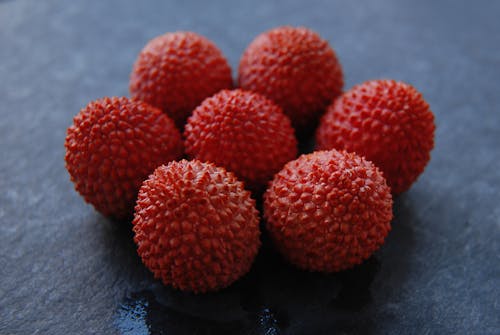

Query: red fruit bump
[316,79,436,194]
[133,160,261,293]
[130,31,233,127]
[64,97,183,220]
[264,149,393,272]
[184,89,298,192]
[238,26,344,132]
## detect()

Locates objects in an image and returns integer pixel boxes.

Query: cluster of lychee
[65,26,435,293]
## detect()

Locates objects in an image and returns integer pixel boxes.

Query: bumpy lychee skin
[316,79,436,194]
[264,150,393,272]
[133,160,261,293]
[184,89,298,192]
[65,97,183,220]
[238,26,343,131]
[130,32,233,127]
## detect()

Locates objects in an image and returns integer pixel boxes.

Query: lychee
[264,149,393,272]
[65,97,183,220]
[130,31,233,127]
[184,89,298,192]
[133,160,261,293]
[316,79,435,194]
[238,26,343,132]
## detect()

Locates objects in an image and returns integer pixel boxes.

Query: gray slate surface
[1,0,499,334]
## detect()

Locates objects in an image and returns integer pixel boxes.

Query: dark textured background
[1,0,499,334]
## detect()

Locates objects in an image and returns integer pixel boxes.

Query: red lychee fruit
[133,160,261,293]
[65,97,183,220]
[264,149,393,272]
[184,89,298,192]
[316,79,436,194]
[238,26,343,132]
[130,31,233,127]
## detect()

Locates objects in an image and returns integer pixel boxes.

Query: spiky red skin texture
[184,89,298,192]
[65,97,183,220]
[130,32,233,127]
[132,160,261,293]
[316,80,436,194]
[264,149,393,272]
[238,26,344,132]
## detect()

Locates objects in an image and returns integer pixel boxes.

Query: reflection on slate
[113,229,385,334]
